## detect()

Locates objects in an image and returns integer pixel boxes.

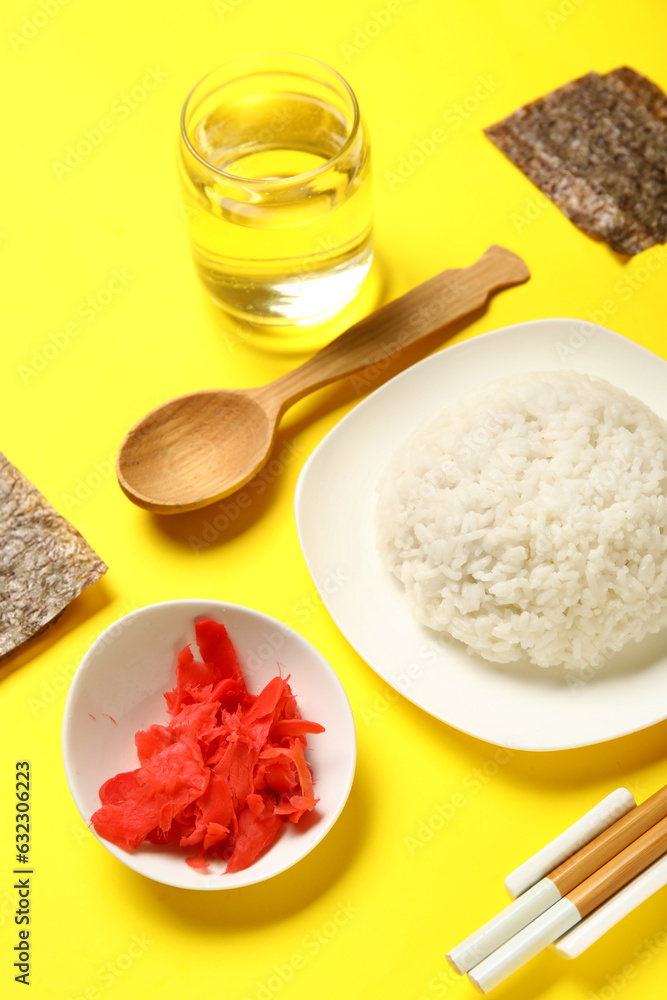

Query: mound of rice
[376,371,667,669]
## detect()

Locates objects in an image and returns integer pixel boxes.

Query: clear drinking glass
[178,52,373,328]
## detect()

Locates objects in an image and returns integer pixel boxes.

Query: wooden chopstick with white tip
[447,784,667,975]
[549,784,667,896]
[467,813,667,994]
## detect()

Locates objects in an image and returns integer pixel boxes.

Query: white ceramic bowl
[62,599,356,890]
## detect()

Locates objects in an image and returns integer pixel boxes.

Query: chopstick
[549,783,667,895]
[468,813,667,993]
[447,783,667,974]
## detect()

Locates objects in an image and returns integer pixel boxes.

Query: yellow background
[1,1,667,998]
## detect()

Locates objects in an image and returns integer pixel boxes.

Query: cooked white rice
[376,371,667,669]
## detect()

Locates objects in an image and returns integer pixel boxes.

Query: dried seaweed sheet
[484,67,667,255]
[0,453,107,656]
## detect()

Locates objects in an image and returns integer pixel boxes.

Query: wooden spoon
[117,245,529,513]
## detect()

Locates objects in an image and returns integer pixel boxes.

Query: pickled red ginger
[90,619,324,873]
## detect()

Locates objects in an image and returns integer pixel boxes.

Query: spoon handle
[256,245,529,411]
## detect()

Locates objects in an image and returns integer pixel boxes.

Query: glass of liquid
[178,52,373,328]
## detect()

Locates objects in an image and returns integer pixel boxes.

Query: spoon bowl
[117,246,530,513]
[117,390,275,511]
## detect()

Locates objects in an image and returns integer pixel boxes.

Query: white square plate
[294,319,667,751]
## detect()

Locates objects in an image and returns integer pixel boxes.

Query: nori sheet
[0,453,107,656]
[485,67,667,255]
